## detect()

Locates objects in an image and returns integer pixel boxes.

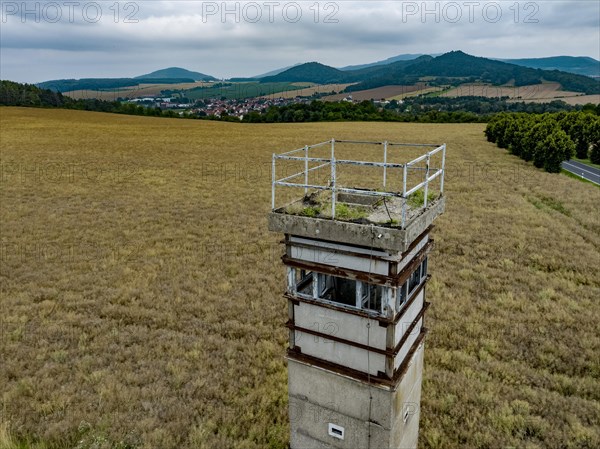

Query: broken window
[361,283,383,313]
[396,281,408,311]
[395,257,428,313]
[295,269,314,296]
[318,274,357,307]
[409,264,422,293]
[290,268,387,314]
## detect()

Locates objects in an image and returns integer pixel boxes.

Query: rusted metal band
[287,329,428,388]
[390,302,430,353]
[281,239,433,287]
[286,303,428,358]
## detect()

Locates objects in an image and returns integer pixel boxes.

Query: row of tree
[2,80,599,129]
[388,96,598,115]
[240,98,594,124]
[241,100,487,123]
[0,80,191,118]
[485,111,600,172]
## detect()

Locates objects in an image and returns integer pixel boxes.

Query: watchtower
[268,139,446,448]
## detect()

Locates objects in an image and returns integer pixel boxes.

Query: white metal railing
[271,139,446,228]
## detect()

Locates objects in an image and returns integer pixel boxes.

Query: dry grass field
[1,108,599,449]
[260,83,353,99]
[388,87,442,101]
[323,84,429,101]
[65,82,214,101]
[441,82,584,102]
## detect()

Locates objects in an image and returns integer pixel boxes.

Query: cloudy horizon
[1,0,599,83]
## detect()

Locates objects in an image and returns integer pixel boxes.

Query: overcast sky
[1,1,599,83]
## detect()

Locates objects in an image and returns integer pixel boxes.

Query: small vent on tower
[328,423,345,440]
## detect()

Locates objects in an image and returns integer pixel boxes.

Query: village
[124,94,317,119]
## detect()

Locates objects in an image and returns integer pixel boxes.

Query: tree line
[484,111,600,173]
[2,80,598,129]
[241,99,487,123]
[0,80,190,118]
[388,96,597,115]
[240,98,591,124]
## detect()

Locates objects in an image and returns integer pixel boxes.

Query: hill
[33,53,600,96]
[258,52,599,95]
[258,54,599,79]
[260,57,431,85]
[37,67,216,93]
[342,55,435,91]
[252,63,303,79]
[501,56,600,78]
[339,53,599,78]
[135,67,216,81]
[346,51,600,95]
[338,53,437,71]
[37,77,197,93]
[260,62,350,84]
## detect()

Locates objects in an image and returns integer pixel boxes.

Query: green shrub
[408,189,438,208]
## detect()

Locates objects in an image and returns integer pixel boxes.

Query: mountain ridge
[260,51,599,95]
[498,56,599,77]
[337,53,599,77]
[34,52,600,95]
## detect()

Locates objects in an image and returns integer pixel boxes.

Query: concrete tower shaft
[269,139,446,448]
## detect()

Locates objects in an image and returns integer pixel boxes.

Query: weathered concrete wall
[288,359,392,424]
[295,330,387,375]
[394,320,424,372]
[290,244,390,275]
[397,235,429,273]
[268,197,445,252]
[394,290,425,347]
[391,343,424,449]
[288,344,425,449]
[294,302,387,349]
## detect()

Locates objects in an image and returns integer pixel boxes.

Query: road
[561,160,600,185]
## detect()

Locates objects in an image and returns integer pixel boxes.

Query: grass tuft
[526,195,571,216]
[407,189,438,208]
[300,206,320,217]
[334,203,369,220]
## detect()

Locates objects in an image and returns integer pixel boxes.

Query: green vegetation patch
[183,82,309,100]
[299,206,320,217]
[408,189,438,208]
[526,195,571,216]
[333,203,369,220]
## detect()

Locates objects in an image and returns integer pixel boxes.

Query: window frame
[289,267,387,315]
[289,257,429,316]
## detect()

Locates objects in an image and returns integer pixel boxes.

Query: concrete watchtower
[269,139,446,448]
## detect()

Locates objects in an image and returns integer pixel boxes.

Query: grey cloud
[0,1,598,82]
